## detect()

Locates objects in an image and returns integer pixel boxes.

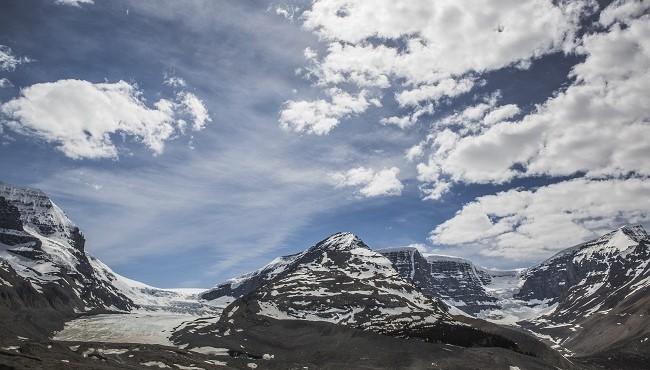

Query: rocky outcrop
[378,247,500,314]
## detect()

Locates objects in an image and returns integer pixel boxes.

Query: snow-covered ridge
[0,182,78,243]
[539,224,648,266]
[0,181,219,316]
[310,231,365,251]
[201,232,365,302]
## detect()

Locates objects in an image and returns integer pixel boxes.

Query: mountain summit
[198,232,450,335]
[0,183,136,338]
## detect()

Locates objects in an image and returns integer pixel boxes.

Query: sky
[0,0,649,288]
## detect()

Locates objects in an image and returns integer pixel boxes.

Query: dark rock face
[378,247,499,314]
[0,183,136,338]
[515,225,650,359]
[0,197,23,230]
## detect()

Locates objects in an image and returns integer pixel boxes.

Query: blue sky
[1,0,649,288]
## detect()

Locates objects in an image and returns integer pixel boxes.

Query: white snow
[190,347,229,356]
[473,270,560,325]
[173,365,204,370]
[54,313,206,346]
[141,361,171,368]
[204,359,228,366]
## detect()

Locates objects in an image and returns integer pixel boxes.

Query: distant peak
[618,224,647,239]
[313,232,366,251]
[596,224,648,245]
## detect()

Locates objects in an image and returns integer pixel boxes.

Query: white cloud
[0,78,12,88]
[482,104,520,126]
[395,78,475,107]
[430,177,650,259]
[55,0,94,6]
[436,93,520,135]
[380,104,433,129]
[279,88,380,135]
[332,166,403,197]
[0,45,30,71]
[405,142,425,162]
[303,0,591,85]
[1,79,211,159]
[163,75,187,88]
[177,91,210,130]
[599,0,650,26]
[281,0,592,134]
[382,242,430,254]
[416,4,650,187]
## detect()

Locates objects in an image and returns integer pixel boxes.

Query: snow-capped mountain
[174,232,578,369]
[0,182,215,339]
[197,232,451,335]
[378,247,501,314]
[515,224,650,358]
[0,183,136,314]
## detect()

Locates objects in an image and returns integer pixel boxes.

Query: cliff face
[378,247,500,314]
[0,182,136,338]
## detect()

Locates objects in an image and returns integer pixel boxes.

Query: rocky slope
[378,247,501,314]
[2,180,647,369]
[0,183,137,338]
[201,232,451,334]
[515,224,650,363]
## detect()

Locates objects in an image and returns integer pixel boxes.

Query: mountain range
[0,181,648,369]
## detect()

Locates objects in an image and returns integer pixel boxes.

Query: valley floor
[53,312,204,346]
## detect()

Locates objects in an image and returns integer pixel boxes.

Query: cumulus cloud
[332,166,403,197]
[279,88,380,135]
[55,0,94,6]
[0,78,12,88]
[303,0,589,83]
[416,3,650,189]
[431,177,650,259]
[0,45,30,71]
[280,0,591,133]
[0,79,211,159]
[436,93,521,135]
[163,75,187,88]
[381,104,433,129]
[395,78,475,107]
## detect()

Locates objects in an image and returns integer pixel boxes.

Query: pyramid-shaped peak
[595,224,648,245]
[312,232,367,252]
[618,224,647,240]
